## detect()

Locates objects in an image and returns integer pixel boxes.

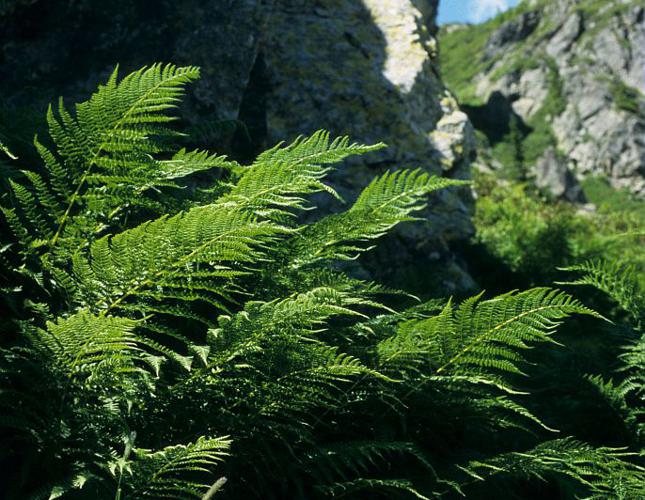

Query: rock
[0,0,476,293]
[484,11,541,60]
[545,11,584,57]
[534,147,586,203]
[444,0,645,197]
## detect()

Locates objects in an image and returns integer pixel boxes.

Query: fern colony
[0,65,643,499]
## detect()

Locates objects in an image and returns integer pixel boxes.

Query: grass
[439,23,497,105]
[609,79,642,114]
[582,176,645,217]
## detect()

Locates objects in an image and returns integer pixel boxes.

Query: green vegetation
[1,64,644,499]
[472,173,644,288]
[439,23,495,105]
[609,79,643,114]
[583,176,645,218]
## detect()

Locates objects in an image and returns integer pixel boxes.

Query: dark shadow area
[461,90,531,145]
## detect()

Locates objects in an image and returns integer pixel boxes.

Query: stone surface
[0,0,476,293]
[459,0,645,196]
[533,147,586,203]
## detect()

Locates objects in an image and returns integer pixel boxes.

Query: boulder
[534,148,585,203]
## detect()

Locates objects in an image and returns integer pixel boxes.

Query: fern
[5,64,237,263]
[288,169,468,267]
[127,436,230,499]
[1,64,642,500]
[462,438,645,499]
[560,259,644,446]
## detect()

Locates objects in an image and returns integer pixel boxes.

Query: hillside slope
[440,0,645,197]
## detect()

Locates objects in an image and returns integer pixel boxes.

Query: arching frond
[288,169,468,266]
[73,204,285,317]
[558,259,643,328]
[225,131,384,222]
[461,438,645,499]
[129,436,231,499]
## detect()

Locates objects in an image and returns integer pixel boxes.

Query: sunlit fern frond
[287,169,468,267]
[72,204,285,320]
[3,64,238,259]
[224,130,385,222]
[30,311,141,379]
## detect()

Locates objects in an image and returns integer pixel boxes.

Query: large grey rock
[0,0,476,293]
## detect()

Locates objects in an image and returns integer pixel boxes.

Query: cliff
[440,0,645,198]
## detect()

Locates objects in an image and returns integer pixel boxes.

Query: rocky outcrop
[0,0,476,293]
[444,0,645,196]
[533,147,586,203]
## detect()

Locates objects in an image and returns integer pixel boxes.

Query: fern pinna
[0,65,643,499]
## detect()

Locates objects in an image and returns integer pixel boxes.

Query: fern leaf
[288,169,468,266]
[225,131,384,222]
[73,204,285,318]
[130,436,230,499]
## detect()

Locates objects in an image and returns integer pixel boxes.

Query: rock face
[0,0,476,293]
[444,0,645,196]
[534,147,586,203]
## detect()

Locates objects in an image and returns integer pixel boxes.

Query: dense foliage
[0,65,643,499]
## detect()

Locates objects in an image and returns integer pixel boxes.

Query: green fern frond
[129,436,231,499]
[73,204,285,316]
[0,138,17,159]
[461,438,645,499]
[288,169,469,266]
[558,259,643,328]
[47,64,201,246]
[438,288,601,375]
[379,288,599,379]
[32,311,141,378]
[225,131,384,222]
[323,478,432,499]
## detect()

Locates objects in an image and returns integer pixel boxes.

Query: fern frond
[32,311,141,377]
[129,436,230,499]
[73,204,285,317]
[47,64,201,246]
[437,288,601,375]
[0,138,17,159]
[379,288,599,379]
[288,169,468,266]
[461,438,645,499]
[224,131,384,222]
[558,259,643,328]
[323,478,432,499]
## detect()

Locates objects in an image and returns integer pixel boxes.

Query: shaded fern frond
[462,438,645,499]
[129,436,231,499]
[558,259,643,328]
